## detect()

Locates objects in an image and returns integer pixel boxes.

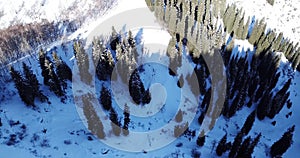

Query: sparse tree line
[7,25,153,138]
[10,49,72,106]
[0,20,78,83]
[222,5,300,71]
[91,27,151,105]
[146,0,295,157]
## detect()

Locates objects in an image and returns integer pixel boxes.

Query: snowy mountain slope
[227,0,300,43]
[0,0,300,158]
[0,0,116,29]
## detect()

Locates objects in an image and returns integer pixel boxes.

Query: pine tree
[229,132,243,158]
[242,16,250,40]
[196,131,206,147]
[10,66,34,106]
[52,52,72,82]
[216,134,228,156]
[198,111,205,125]
[272,32,283,51]
[74,41,92,84]
[22,63,48,103]
[100,86,112,111]
[129,69,151,105]
[96,48,115,81]
[268,79,291,119]
[236,136,252,158]
[241,110,256,135]
[39,49,50,85]
[122,104,130,136]
[256,92,272,120]
[270,125,295,157]
[45,59,64,97]
[110,108,121,136]
[177,74,184,88]
[245,133,261,158]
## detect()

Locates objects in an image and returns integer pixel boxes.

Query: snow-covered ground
[0,0,300,157]
[0,0,115,29]
[227,0,300,43]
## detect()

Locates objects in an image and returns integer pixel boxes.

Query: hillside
[0,0,299,158]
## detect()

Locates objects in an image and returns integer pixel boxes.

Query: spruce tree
[122,104,130,136]
[22,63,48,103]
[52,52,72,82]
[246,133,261,158]
[270,125,295,157]
[236,136,252,158]
[10,67,34,106]
[96,48,115,81]
[229,132,243,158]
[177,74,184,88]
[129,69,151,105]
[241,110,256,135]
[216,134,228,156]
[74,41,92,84]
[100,86,112,111]
[39,49,50,85]
[196,131,206,147]
[45,59,64,97]
[110,108,121,136]
[242,16,250,40]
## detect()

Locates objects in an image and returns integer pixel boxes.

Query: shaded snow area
[227,0,300,43]
[0,0,300,158]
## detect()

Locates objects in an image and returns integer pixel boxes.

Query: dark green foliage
[229,132,243,158]
[129,69,151,105]
[10,67,34,106]
[216,134,228,156]
[177,74,184,88]
[196,131,206,147]
[241,110,256,135]
[110,108,121,136]
[268,79,291,119]
[236,137,252,158]
[122,104,130,136]
[52,52,72,82]
[246,133,262,157]
[94,39,115,81]
[256,92,271,120]
[22,63,48,103]
[198,112,205,125]
[44,59,64,97]
[270,125,295,157]
[39,49,50,85]
[100,86,112,111]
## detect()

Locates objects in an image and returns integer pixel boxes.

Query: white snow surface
[0,0,114,29]
[227,0,300,43]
